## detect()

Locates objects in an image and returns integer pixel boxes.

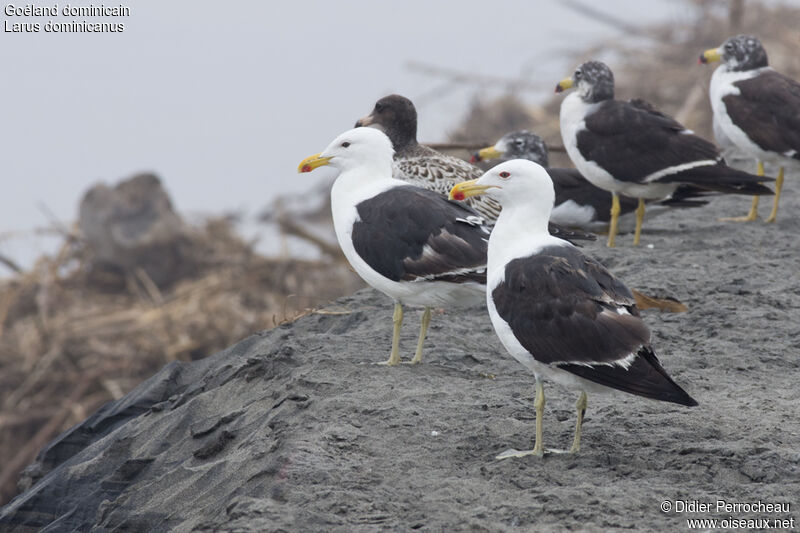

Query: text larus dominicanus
[556,61,774,247]
[449,160,698,456]
[471,130,711,233]
[354,94,596,244]
[299,127,489,365]
[700,35,800,222]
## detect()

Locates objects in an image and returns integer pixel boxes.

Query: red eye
[499,171,510,179]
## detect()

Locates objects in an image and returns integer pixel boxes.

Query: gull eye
[574,70,582,79]
[341,141,351,148]
[725,42,734,51]
[499,171,510,179]
[375,103,383,112]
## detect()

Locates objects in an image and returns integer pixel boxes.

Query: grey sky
[0,0,680,265]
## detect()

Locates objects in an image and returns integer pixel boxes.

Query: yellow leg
[495,379,546,460]
[764,167,784,223]
[385,302,403,366]
[607,193,621,248]
[569,391,588,453]
[532,379,545,456]
[409,306,431,364]
[632,198,646,246]
[720,160,762,222]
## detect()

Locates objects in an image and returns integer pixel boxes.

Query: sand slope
[1,184,799,532]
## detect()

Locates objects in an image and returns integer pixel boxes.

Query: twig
[36,202,79,242]
[274,307,315,326]
[3,343,63,410]
[0,253,22,274]
[0,283,19,338]
[275,215,343,260]
[134,267,164,306]
[413,79,463,106]
[100,379,125,400]
[0,369,100,504]
[313,308,352,316]
[558,0,648,36]
[0,408,54,429]
[406,61,544,92]
[425,141,492,151]
[35,264,53,335]
[426,142,566,153]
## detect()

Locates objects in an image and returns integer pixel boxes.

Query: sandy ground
[1,180,799,532]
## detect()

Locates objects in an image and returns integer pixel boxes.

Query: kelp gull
[556,61,773,246]
[701,34,800,222]
[299,127,489,365]
[449,160,697,456]
[471,130,711,232]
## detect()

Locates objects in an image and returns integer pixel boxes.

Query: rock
[79,173,194,287]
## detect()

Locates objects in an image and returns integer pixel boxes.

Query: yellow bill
[449,179,498,201]
[298,153,332,173]
[555,77,573,93]
[477,146,503,162]
[699,48,721,64]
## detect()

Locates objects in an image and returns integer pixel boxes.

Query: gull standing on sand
[471,130,711,233]
[700,34,800,222]
[449,160,698,456]
[556,61,773,246]
[299,127,489,366]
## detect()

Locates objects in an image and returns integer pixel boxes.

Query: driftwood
[426,142,566,153]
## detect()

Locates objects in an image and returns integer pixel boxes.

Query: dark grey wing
[492,245,696,405]
[577,99,721,184]
[353,186,488,284]
[725,70,800,158]
[493,245,645,366]
[546,221,597,244]
[559,345,697,405]
[549,167,639,220]
[658,184,713,207]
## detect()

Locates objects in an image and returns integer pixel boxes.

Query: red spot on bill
[301,164,312,173]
